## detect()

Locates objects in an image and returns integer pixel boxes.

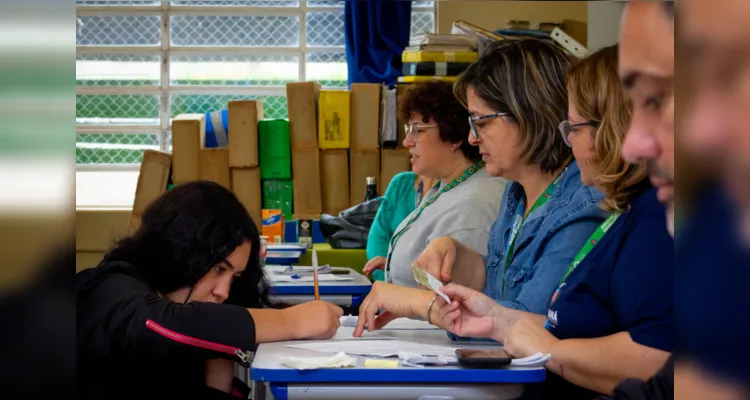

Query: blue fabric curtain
[344,0,412,87]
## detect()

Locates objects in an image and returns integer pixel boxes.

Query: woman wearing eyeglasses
[435,44,673,399]
[363,81,506,293]
[353,40,607,335]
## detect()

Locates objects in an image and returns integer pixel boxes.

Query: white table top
[250,325,546,384]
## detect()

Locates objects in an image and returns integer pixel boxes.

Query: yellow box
[318,90,351,149]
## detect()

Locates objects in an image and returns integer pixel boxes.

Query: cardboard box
[320,149,350,215]
[199,148,230,189]
[350,83,381,150]
[349,149,380,206]
[231,168,262,228]
[171,113,205,185]
[127,211,143,236]
[291,149,323,215]
[395,84,412,147]
[286,82,320,149]
[132,150,171,215]
[380,148,412,196]
[228,100,263,168]
[318,90,351,149]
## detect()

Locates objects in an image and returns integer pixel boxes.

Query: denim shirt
[483,160,607,314]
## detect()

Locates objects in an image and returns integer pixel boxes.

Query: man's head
[619,1,675,236]
[682,0,750,234]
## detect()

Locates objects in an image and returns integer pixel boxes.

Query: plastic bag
[319,197,383,249]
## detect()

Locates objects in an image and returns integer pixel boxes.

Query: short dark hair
[102,180,270,308]
[455,39,573,174]
[398,81,480,162]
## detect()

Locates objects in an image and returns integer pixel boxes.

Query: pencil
[312,249,320,300]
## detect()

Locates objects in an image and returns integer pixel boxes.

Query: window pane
[306,12,345,47]
[77,15,161,46]
[77,94,160,125]
[77,54,160,86]
[306,0,344,7]
[412,1,434,7]
[76,1,160,5]
[170,15,299,47]
[410,11,435,37]
[171,1,298,6]
[306,53,346,88]
[76,133,159,164]
[170,54,298,86]
[171,94,287,120]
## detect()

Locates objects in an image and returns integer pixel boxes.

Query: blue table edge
[269,285,372,295]
[251,365,546,384]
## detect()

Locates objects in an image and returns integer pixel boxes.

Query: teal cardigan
[367,172,419,281]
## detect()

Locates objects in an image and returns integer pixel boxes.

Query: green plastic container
[262,179,294,221]
[259,119,292,179]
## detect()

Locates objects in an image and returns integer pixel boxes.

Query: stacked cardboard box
[228,100,264,228]
[287,82,323,217]
[349,84,381,207]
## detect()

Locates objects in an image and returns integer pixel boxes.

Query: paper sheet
[331,326,395,341]
[339,316,438,330]
[287,340,457,358]
[264,271,354,283]
[279,351,358,370]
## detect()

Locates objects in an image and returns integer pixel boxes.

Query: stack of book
[399,33,478,84]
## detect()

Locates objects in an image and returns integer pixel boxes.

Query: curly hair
[454,39,573,174]
[101,180,271,308]
[567,44,649,212]
[398,81,480,162]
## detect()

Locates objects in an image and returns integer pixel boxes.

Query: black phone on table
[455,348,512,368]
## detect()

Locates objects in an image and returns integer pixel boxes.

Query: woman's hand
[205,358,235,393]
[503,318,558,359]
[433,284,502,339]
[285,300,344,340]
[412,237,457,283]
[354,281,433,336]
[362,256,386,277]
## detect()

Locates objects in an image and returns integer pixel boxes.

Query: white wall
[587,1,625,51]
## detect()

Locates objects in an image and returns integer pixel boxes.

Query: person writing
[364,172,436,282]
[77,181,343,400]
[354,39,606,333]
[432,45,674,399]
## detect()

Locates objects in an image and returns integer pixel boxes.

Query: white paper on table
[510,352,551,367]
[330,326,395,341]
[264,272,354,283]
[287,340,456,358]
[279,351,358,370]
[339,316,439,330]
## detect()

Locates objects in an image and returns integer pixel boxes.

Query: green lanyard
[501,163,570,299]
[553,212,621,296]
[545,213,620,330]
[385,161,485,282]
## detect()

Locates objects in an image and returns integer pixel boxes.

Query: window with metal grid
[75,0,435,167]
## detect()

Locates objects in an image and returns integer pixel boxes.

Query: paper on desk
[264,272,354,283]
[510,352,551,367]
[287,340,456,358]
[279,351,357,370]
[331,326,396,340]
[339,316,439,330]
[411,266,451,304]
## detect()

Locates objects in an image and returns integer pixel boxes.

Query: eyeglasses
[404,122,437,142]
[468,112,509,139]
[558,120,600,147]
